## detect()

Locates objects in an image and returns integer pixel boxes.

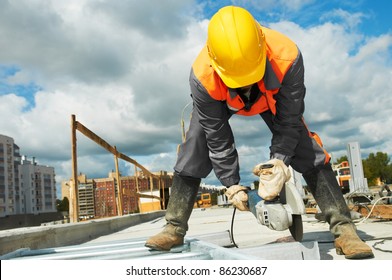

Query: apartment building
[76,174,95,219]
[94,175,117,218]
[0,134,21,217]
[0,134,57,217]
[19,156,57,214]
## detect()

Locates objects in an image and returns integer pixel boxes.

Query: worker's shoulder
[261,26,297,46]
[262,26,299,61]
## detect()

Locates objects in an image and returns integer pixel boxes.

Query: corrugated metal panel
[0,233,320,260]
[0,238,234,260]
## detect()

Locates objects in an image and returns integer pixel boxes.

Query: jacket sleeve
[189,70,240,186]
[270,51,306,165]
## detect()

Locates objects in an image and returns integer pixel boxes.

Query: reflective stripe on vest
[192,26,299,116]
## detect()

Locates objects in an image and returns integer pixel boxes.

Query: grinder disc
[289,214,303,241]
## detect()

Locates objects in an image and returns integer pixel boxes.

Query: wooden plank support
[70,115,79,223]
[70,114,162,222]
[74,117,158,179]
[352,204,392,219]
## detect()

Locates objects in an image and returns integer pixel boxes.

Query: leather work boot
[145,173,200,251]
[303,164,374,259]
[145,223,184,251]
[334,224,374,259]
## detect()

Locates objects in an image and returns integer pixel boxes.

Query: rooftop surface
[2,206,391,280]
[5,206,386,260]
[3,206,392,260]
[85,206,392,260]
[2,206,391,261]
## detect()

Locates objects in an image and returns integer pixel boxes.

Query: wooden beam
[74,119,158,178]
[70,114,164,220]
[352,204,392,219]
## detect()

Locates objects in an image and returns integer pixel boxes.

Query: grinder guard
[247,182,305,241]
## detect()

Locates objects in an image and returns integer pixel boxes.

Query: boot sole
[336,248,375,259]
[343,252,374,259]
[145,240,185,251]
[145,242,170,251]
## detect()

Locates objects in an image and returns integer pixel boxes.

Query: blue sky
[199,0,392,35]
[0,0,391,196]
[0,65,40,110]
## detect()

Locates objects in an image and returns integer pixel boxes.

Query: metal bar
[138,251,211,260]
[16,247,161,260]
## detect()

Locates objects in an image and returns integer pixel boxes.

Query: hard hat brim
[214,57,266,88]
[211,43,266,88]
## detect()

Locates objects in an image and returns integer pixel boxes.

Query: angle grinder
[247,181,306,241]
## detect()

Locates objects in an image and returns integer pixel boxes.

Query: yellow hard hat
[207,6,266,88]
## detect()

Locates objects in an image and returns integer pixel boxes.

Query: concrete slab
[0,210,165,255]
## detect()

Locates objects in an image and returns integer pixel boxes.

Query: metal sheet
[1,235,320,260]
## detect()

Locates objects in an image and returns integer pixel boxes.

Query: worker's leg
[173,106,213,178]
[145,173,200,251]
[302,165,373,259]
[145,107,211,251]
[261,112,374,259]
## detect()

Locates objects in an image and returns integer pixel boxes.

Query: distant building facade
[0,134,57,217]
[94,174,117,218]
[76,174,95,219]
[0,135,21,217]
[19,156,57,214]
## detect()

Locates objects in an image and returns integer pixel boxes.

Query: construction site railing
[70,114,164,223]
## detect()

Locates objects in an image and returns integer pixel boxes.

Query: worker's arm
[189,70,240,187]
[270,51,306,165]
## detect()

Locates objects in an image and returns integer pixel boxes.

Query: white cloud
[1,1,391,196]
[268,19,392,155]
[321,9,366,30]
[0,94,27,116]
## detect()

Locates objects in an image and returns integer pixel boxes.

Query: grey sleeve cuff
[221,177,240,188]
[271,153,292,166]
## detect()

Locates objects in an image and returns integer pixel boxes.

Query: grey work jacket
[188,51,306,186]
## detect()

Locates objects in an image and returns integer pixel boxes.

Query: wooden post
[135,165,140,212]
[158,173,162,209]
[69,114,162,216]
[149,175,155,210]
[114,146,123,216]
[162,172,166,209]
[70,114,79,223]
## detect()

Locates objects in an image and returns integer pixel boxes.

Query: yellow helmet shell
[207,6,266,88]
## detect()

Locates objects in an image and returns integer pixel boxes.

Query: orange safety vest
[192,26,299,116]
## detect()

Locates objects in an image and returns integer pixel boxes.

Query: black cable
[372,237,392,253]
[228,200,392,254]
[230,207,239,248]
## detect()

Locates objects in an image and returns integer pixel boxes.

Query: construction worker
[379,183,392,204]
[145,6,374,259]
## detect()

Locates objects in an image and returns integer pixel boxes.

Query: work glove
[225,185,249,211]
[252,158,291,201]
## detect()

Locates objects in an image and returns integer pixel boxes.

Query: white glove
[225,185,249,211]
[252,158,291,200]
